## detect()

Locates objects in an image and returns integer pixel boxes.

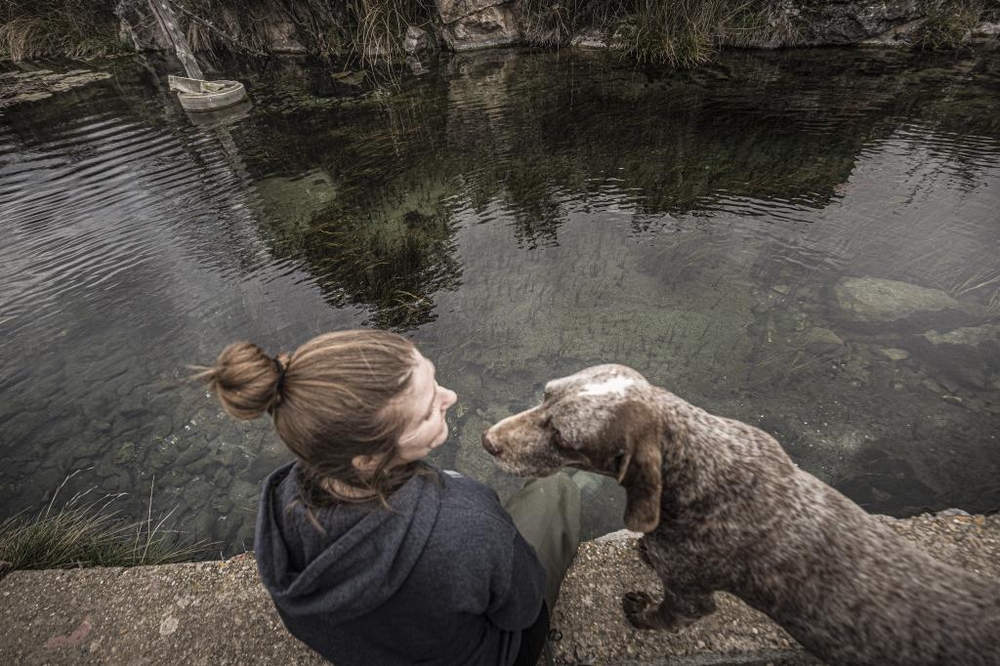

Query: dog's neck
[646,387,752,521]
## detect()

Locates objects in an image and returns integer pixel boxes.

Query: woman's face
[394,350,458,464]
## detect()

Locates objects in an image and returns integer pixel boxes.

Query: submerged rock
[831,277,967,325]
[910,323,1000,390]
[253,169,337,231]
[920,323,1000,347]
[879,347,911,361]
[802,326,845,354]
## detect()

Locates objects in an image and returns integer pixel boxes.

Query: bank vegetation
[1,0,996,67]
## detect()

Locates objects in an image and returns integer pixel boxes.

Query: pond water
[1,47,998,552]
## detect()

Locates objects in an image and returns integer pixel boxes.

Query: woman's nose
[441,387,458,409]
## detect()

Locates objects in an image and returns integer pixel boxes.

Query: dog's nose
[481,429,500,455]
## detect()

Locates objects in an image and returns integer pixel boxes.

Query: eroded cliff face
[788,0,939,45]
[115,0,996,58]
[435,0,998,50]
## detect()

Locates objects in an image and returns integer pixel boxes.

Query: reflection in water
[266,180,462,329]
[0,47,998,550]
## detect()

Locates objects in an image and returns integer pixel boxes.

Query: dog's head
[482,364,663,533]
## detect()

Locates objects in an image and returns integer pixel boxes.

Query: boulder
[571,28,608,49]
[403,25,432,55]
[266,20,307,54]
[435,0,507,25]
[437,2,521,51]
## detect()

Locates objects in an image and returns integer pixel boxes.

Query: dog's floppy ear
[611,401,663,533]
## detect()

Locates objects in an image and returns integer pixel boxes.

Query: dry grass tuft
[912,0,985,50]
[0,1,124,61]
[517,0,797,68]
[0,473,214,570]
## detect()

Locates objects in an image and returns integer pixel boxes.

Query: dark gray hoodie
[254,462,547,665]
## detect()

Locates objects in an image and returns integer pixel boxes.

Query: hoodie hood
[254,462,442,624]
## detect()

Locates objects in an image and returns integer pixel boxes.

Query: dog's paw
[622,591,656,628]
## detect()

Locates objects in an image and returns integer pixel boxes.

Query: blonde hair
[196,329,430,509]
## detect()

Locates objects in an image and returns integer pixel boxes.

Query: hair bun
[202,342,284,420]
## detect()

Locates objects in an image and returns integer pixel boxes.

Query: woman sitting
[198,329,582,665]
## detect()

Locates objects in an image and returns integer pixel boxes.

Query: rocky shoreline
[1,511,997,665]
[109,0,1000,60]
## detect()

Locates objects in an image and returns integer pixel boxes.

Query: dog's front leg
[622,587,717,631]
[624,538,717,630]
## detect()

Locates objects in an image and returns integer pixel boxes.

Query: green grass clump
[0,476,213,571]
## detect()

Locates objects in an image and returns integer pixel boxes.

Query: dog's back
[651,396,1000,665]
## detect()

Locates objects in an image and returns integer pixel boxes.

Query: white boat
[168,75,248,111]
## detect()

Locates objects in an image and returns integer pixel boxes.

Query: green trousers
[503,472,582,611]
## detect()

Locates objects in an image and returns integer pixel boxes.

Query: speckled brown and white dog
[482,364,1000,666]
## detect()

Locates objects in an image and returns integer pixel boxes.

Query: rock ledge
[1,512,997,665]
